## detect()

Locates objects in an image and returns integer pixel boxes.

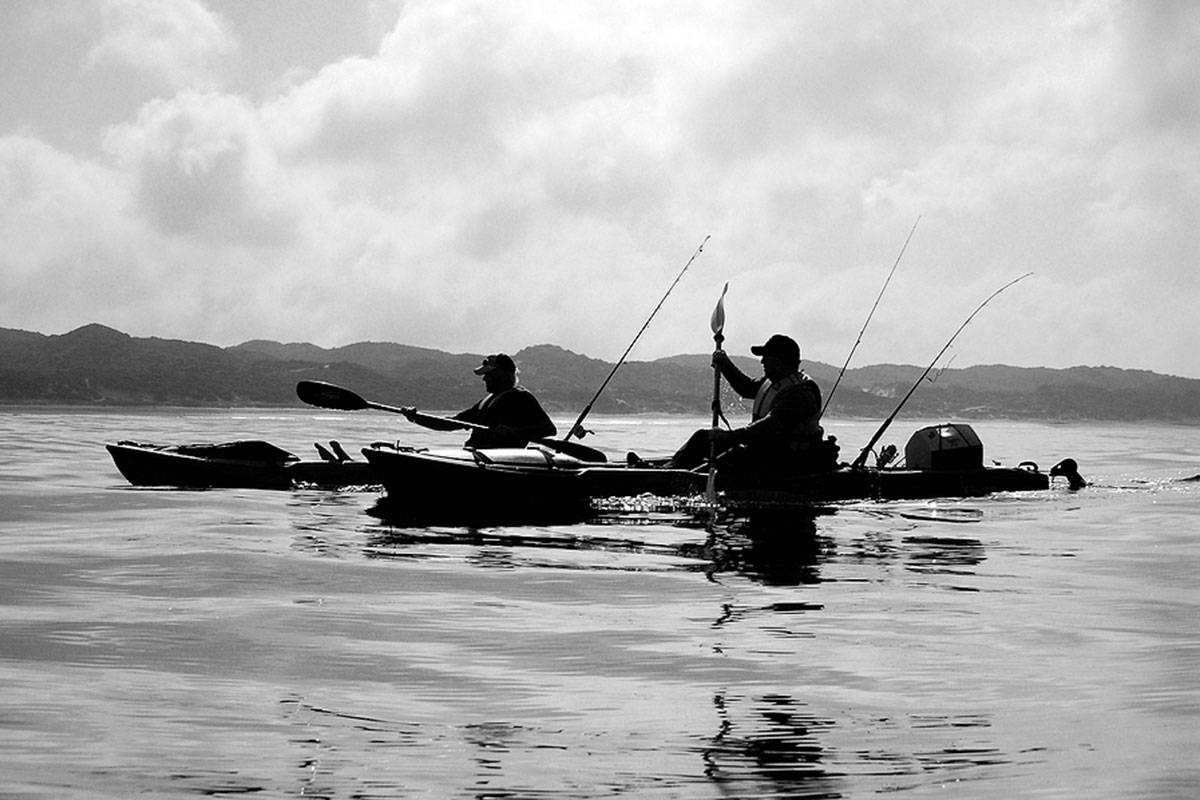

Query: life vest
[477,388,510,413]
[751,372,822,446]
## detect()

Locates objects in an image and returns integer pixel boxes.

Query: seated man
[402,353,557,449]
[668,334,826,471]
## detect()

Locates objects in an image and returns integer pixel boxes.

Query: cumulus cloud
[86,0,234,90]
[0,133,175,335]
[103,90,302,244]
[0,134,128,278]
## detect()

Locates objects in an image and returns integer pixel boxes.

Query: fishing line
[565,235,710,441]
[823,216,920,416]
[850,271,1034,469]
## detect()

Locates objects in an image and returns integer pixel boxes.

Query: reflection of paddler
[704,690,836,789]
[725,510,824,586]
[1050,458,1088,490]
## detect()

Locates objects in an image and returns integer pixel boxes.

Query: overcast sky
[2,0,1197,378]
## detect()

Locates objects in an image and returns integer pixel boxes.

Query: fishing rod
[850,272,1033,469]
[564,235,711,441]
[822,217,920,416]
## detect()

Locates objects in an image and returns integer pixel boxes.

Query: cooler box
[905,423,983,470]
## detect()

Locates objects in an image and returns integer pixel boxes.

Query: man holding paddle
[664,334,827,471]
[401,353,557,449]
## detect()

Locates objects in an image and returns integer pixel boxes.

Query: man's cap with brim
[750,334,801,363]
[474,353,517,375]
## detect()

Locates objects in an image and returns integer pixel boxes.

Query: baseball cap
[473,353,517,375]
[750,334,801,364]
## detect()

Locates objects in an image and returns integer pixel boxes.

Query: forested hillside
[3,325,1198,422]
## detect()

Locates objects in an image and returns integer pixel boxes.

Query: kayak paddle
[296,380,608,463]
[706,283,728,501]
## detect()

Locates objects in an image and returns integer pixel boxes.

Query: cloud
[0,135,127,274]
[0,133,173,333]
[0,0,1197,378]
[103,90,302,244]
[86,0,234,91]
[1113,0,1200,136]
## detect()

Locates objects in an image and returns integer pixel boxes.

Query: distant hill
[2,324,1198,422]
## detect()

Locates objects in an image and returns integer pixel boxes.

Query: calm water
[1,408,1198,799]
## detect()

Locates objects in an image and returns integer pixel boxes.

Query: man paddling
[400,353,557,449]
[664,334,828,471]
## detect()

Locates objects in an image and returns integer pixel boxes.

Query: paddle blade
[295,380,369,411]
[710,282,729,337]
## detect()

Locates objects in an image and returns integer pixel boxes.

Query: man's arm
[396,402,475,432]
[713,351,761,399]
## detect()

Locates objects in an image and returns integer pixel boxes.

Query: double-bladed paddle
[295,380,608,463]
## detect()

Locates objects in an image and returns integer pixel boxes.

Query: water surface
[1,409,1197,798]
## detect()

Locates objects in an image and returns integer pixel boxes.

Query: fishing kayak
[109,423,1073,516]
[717,423,1053,507]
[106,440,376,490]
[361,423,1067,519]
[360,443,704,522]
[716,462,1049,508]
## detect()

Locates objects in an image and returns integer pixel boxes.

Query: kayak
[360,443,705,523]
[718,422,1052,507]
[106,440,376,490]
[108,423,1074,514]
[362,444,1047,507]
[717,423,1053,507]
[717,462,1049,509]
[360,423,1067,519]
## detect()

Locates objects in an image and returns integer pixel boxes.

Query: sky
[2,0,1197,379]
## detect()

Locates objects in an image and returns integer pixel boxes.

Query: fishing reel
[876,443,898,468]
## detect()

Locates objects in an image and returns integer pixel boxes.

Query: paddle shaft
[367,400,486,432]
[397,406,606,461]
[710,336,724,429]
[296,381,606,462]
[705,284,728,501]
[705,332,724,501]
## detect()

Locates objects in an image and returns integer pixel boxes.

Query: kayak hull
[361,444,710,524]
[107,441,375,490]
[361,444,593,523]
[717,464,1050,508]
[361,441,1053,521]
